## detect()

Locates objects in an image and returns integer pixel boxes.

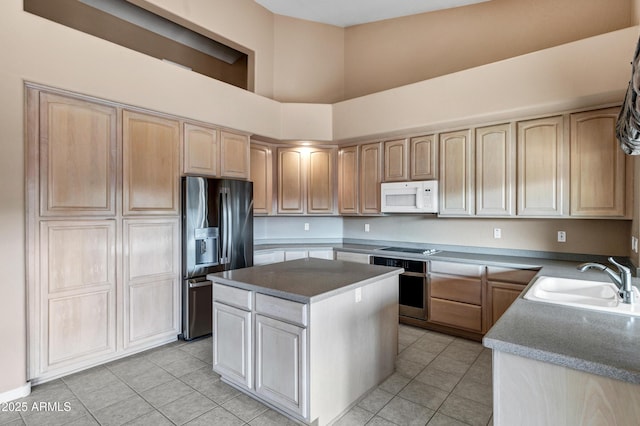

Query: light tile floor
[0,325,492,426]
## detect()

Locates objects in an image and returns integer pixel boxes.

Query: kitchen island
[207,258,402,426]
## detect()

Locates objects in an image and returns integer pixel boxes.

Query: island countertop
[207,257,403,303]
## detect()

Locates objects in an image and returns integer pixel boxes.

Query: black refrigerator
[182,176,253,340]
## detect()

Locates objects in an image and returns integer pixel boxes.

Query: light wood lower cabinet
[486,266,539,328]
[429,273,483,333]
[123,218,180,349]
[255,314,307,416]
[213,301,253,389]
[335,251,370,264]
[37,220,117,376]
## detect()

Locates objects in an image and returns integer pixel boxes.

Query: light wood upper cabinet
[410,135,438,180]
[360,142,383,214]
[38,92,117,216]
[384,139,409,182]
[183,122,218,176]
[123,110,180,216]
[307,148,335,214]
[338,146,359,215]
[220,130,250,179]
[278,148,305,214]
[277,146,336,215]
[250,142,273,215]
[570,108,628,218]
[439,130,474,216]
[475,124,515,216]
[517,116,567,216]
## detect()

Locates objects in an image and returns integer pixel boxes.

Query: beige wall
[344,0,633,99]
[344,217,631,257]
[273,15,345,103]
[333,27,639,142]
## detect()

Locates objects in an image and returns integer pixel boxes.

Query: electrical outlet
[557,231,566,243]
[304,223,310,231]
[355,287,362,303]
[493,228,502,239]
[364,223,370,232]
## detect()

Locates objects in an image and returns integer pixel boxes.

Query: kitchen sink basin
[523,276,640,316]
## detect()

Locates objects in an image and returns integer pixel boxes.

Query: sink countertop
[256,242,640,383]
[207,257,403,303]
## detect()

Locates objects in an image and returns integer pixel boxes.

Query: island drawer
[255,293,308,327]
[212,283,252,310]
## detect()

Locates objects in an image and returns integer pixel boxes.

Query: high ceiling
[254,0,491,27]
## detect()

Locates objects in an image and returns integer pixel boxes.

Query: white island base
[208,258,401,425]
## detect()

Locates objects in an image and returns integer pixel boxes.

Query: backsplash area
[255,215,631,257]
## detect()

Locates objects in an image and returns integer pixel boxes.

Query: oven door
[399,272,427,320]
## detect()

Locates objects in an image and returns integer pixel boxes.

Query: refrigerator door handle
[220,188,231,265]
[226,191,233,267]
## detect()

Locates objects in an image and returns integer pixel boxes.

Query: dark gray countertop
[255,242,640,383]
[207,257,403,303]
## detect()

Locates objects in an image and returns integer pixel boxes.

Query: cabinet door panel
[439,130,473,216]
[488,281,525,327]
[308,149,335,214]
[250,143,273,215]
[360,142,382,214]
[475,124,514,216]
[123,110,180,215]
[39,92,117,216]
[517,116,566,216]
[39,220,116,373]
[410,135,437,180]
[278,148,305,214]
[184,123,218,176]
[123,218,180,348]
[220,131,250,179]
[570,108,626,217]
[384,139,408,182]
[255,314,307,417]
[338,146,359,214]
[213,302,252,389]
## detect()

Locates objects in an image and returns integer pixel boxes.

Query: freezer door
[183,278,212,340]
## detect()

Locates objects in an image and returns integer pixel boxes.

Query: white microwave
[381,180,438,213]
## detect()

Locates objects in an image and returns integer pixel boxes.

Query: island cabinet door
[255,314,308,418]
[213,301,252,389]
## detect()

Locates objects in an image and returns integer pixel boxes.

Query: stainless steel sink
[523,276,640,316]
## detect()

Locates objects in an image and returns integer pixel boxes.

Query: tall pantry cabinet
[26,86,180,382]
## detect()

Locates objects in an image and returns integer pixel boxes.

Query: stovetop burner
[378,247,440,255]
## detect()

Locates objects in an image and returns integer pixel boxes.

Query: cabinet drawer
[212,283,252,310]
[430,274,481,305]
[256,293,308,327]
[486,266,539,284]
[430,298,482,332]
[430,261,483,277]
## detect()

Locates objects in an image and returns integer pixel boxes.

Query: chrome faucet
[577,257,635,304]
